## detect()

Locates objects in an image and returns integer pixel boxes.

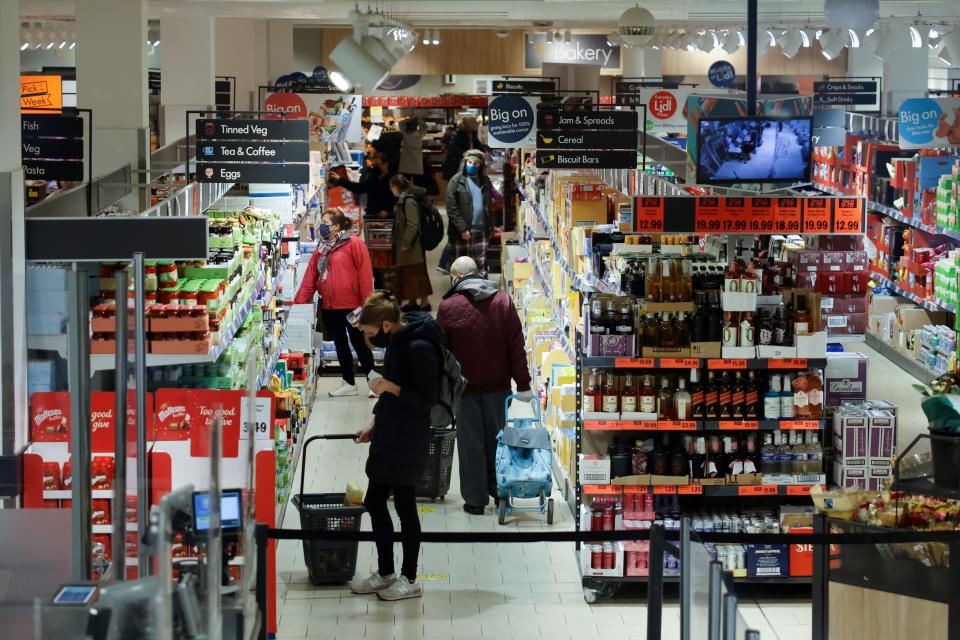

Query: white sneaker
[329,382,359,397]
[349,572,397,594]
[376,576,422,601]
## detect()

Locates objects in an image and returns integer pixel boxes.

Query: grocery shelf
[257,263,287,308]
[864,332,941,385]
[582,419,826,432]
[870,271,956,314]
[582,356,828,370]
[580,483,822,497]
[90,270,265,372]
[27,333,68,358]
[818,183,960,241]
[44,489,115,500]
[582,574,813,584]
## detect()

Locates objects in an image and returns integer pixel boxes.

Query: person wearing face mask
[351,292,442,601]
[445,149,494,275]
[329,150,398,220]
[388,174,433,312]
[294,209,376,398]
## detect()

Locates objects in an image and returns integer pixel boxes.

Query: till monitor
[696,116,813,185]
[192,489,242,533]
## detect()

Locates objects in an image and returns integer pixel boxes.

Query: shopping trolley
[495,394,554,525]
[363,217,395,269]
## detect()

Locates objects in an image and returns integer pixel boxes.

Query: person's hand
[461,230,471,241]
[369,377,400,397]
[400,244,410,252]
[355,423,374,443]
[515,390,533,404]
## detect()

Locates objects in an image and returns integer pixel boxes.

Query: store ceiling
[19,0,960,26]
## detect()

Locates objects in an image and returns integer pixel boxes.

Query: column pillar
[0,0,28,456]
[160,17,215,143]
[881,30,929,116]
[644,48,662,77]
[76,0,149,180]
[266,20,294,85]
[621,46,645,77]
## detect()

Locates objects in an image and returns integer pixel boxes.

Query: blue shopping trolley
[495,394,554,525]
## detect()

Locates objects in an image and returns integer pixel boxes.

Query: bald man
[437,257,532,515]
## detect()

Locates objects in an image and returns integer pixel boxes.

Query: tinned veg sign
[487,94,539,149]
[708,61,736,88]
[899,97,960,149]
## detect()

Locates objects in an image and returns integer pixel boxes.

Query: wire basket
[416,428,457,501]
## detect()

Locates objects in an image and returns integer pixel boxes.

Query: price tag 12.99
[833,198,863,234]
[240,395,273,441]
[634,197,664,233]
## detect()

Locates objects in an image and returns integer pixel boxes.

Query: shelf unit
[864,332,942,384]
[869,270,956,314]
[581,483,821,497]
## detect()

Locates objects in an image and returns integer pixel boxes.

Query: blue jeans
[438,243,454,270]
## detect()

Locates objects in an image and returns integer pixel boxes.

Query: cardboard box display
[691,342,722,358]
[590,334,636,357]
[623,541,651,577]
[867,410,897,458]
[721,291,758,312]
[757,345,798,358]
[822,295,868,314]
[722,346,757,359]
[746,545,789,578]
[579,455,611,485]
[580,541,624,577]
[643,346,693,358]
[824,352,869,406]
[726,472,763,485]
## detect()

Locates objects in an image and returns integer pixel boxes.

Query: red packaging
[845,251,868,270]
[42,462,61,490]
[62,461,72,489]
[126,495,137,523]
[795,272,818,290]
[91,456,114,490]
[789,527,814,576]
[821,295,867,314]
[818,251,846,272]
[591,544,602,569]
[791,250,820,272]
[848,272,869,293]
[91,499,111,525]
[92,534,111,560]
[602,543,615,569]
[818,272,847,295]
[43,499,60,509]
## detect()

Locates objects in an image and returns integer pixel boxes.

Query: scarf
[316,231,346,284]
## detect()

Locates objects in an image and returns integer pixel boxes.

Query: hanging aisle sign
[524,33,621,70]
[195,116,310,184]
[21,113,85,181]
[537,109,638,131]
[492,79,556,94]
[536,130,636,150]
[536,150,636,169]
[813,80,879,106]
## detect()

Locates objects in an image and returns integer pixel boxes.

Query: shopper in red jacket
[294,209,376,397]
[436,256,532,515]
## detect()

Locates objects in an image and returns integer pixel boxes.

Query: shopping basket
[292,434,365,585]
[363,217,395,268]
[415,427,456,501]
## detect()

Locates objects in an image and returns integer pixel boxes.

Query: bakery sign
[524,33,621,70]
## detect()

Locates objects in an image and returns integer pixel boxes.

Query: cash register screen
[193,489,242,532]
[53,585,98,605]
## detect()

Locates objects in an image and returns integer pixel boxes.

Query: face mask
[465,163,480,176]
[369,327,391,348]
[318,223,331,238]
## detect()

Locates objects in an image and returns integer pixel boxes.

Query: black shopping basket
[415,427,456,501]
[292,434,365,585]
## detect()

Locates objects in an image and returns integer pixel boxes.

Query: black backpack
[408,195,444,251]
[430,341,467,428]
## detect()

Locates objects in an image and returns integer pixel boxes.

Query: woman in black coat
[351,292,441,601]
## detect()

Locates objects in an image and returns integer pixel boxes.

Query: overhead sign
[487,94,539,148]
[813,80,878,107]
[196,162,311,184]
[196,113,310,184]
[492,80,556,94]
[20,75,63,113]
[898,97,960,149]
[708,61,736,88]
[536,150,636,169]
[262,93,363,143]
[615,88,693,134]
[812,108,846,147]
[195,118,309,141]
[536,109,637,131]
[21,138,84,160]
[21,112,85,182]
[197,140,309,162]
[524,33,621,70]
[536,130,636,150]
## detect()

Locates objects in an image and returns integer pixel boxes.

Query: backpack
[414,197,445,251]
[430,342,467,428]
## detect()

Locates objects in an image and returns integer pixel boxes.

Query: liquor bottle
[779,374,795,418]
[807,370,824,419]
[790,430,807,475]
[772,308,787,346]
[764,375,782,419]
[704,435,723,478]
[639,375,657,414]
[704,372,720,419]
[616,302,634,337]
[661,258,677,302]
[643,313,661,350]
[690,437,706,479]
[740,263,758,294]
[718,373,733,419]
[741,433,759,474]
[761,258,782,295]
[601,372,620,414]
[584,372,601,412]
[739,312,755,347]
[689,369,705,419]
[678,259,692,302]
[756,308,773,346]
[775,431,793,476]
[726,437,742,475]
[707,292,723,342]
[660,313,677,348]
[791,373,810,419]
[691,292,708,342]
[792,295,810,337]
[645,257,662,303]
[731,372,746,420]
[673,378,692,420]
[760,433,777,476]
[590,300,605,337]
[621,374,638,414]
[603,299,618,336]
[722,312,738,347]
[676,311,691,347]
[657,377,675,420]
[745,371,760,419]
[805,432,823,475]
[724,261,741,293]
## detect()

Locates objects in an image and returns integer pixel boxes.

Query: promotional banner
[898,97,960,149]
[634,88,692,134]
[263,92,363,143]
[708,61,736,88]
[20,75,63,113]
[486,94,539,148]
[524,33,621,70]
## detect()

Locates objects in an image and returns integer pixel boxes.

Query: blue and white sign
[708,61,736,88]
[899,97,960,149]
[487,94,539,148]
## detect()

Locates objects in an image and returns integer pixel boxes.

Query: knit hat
[464,149,484,164]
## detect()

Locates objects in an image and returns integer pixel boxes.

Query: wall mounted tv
[696,116,812,184]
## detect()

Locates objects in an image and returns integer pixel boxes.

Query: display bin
[416,427,456,501]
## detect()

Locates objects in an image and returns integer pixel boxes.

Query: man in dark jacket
[445,149,494,275]
[330,150,398,219]
[436,257,532,515]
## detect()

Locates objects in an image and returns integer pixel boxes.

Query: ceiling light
[909,25,923,48]
[564,29,571,43]
[721,30,740,54]
[329,70,352,91]
[59,40,66,49]
[848,29,860,48]
[69,41,75,50]
[606,31,622,47]
[766,30,777,46]
[820,28,849,59]
[422,30,429,45]
[871,25,897,60]
[757,30,772,55]
[618,5,656,47]
[154,40,159,46]
[432,29,440,45]
[778,29,804,58]
[800,30,811,47]
[865,28,875,37]
[816,29,823,40]
[941,29,960,66]
[20,42,29,50]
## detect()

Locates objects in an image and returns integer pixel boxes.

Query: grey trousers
[456,391,508,508]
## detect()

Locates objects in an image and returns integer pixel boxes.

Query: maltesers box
[824,352,869,406]
[823,313,867,335]
[746,545,789,578]
[790,250,821,272]
[818,251,847,272]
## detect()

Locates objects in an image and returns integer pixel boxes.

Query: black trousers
[363,482,420,581]
[320,308,374,386]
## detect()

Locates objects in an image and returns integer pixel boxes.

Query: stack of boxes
[832,401,898,490]
[788,241,869,336]
[868,293,951,373]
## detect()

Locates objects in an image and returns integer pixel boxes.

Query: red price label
[620,420,658,431]
[707,359,748,370]
[748,197,775,234]
[695,197,723,233]
[774,198,802,234]
[803,197,832,234]
[786,485,818,496]
[622,485,648,494]
[721,197,749,233]
[834,198,864,234]
[584,420,620,431]
[615,357,655,368]
[658,420,698,431]
[782,420,820,430]
[661,358,701,369]
[635,197,665,233]
[768,358,808,369]
[678,485,704,495]
[719,420,759,430]
[739,485,778,496]
[584,485,621,495]
[653,485,678,495]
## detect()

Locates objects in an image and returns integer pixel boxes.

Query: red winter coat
[293,234,374,310]
[437,275,531,396]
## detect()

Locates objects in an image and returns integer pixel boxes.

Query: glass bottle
[705,372,720,419]
[756,308,773,346]
[718,373,733,419]
[603,299,617,336]
[740,263,758,294]
[621,374,638,414]
[678,259,692,302]
[657,377,674,420]
[775,431,793,476]
[762,257,782,296]
[673,378,692,420]
[807,370,824,419]
[792,373,810,419]
[760,433,777,476]
[691,292,707,342]
[707,292,723,342]
[584,372,601,412]
[739,312,755,348]
[722,312,738,347]
[676,311,691,347]
[741,433,759,474]
[731,372,746,420]
[772,308,787,346]
[601,372,620,414]
[639,375,657,414]
[764,375,782,419]
[726,436,742,475]
[745,371,760,419]
[661,258,677,302]
[616,302,634,337]
[790,430,807,475]
[689,369,705,419]
[590,300,605,337]
[779,374,795,418]
[805,432,823,475]
[792,295,810,338]
[643,313,661,350]
[705,436,723,478]
[645,257,662,303]
[660,313,677,349]
[690,437,706,479]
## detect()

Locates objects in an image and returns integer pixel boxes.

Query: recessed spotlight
[432,29,440,45]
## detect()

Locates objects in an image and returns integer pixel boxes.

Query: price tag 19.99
[240,395,273,441]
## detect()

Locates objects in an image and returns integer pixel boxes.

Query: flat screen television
[696,116,813,184]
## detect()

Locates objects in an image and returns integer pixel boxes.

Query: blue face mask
[465,163,480,176]
[318,223,331,238]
